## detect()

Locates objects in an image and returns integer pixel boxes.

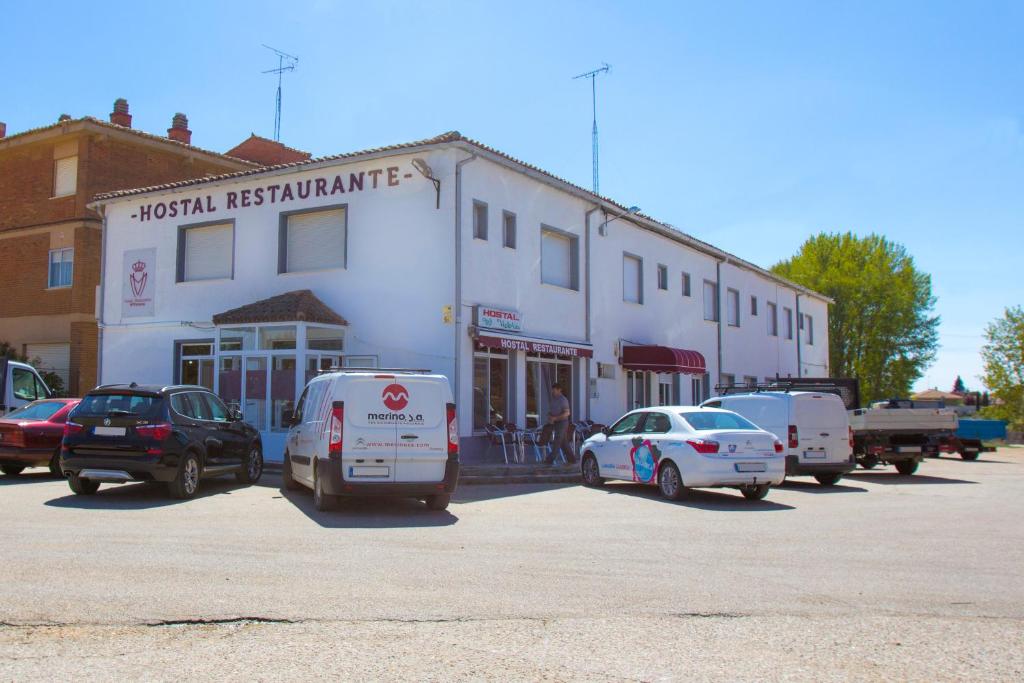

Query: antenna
[573,63,610,195]
[262,44,298,142]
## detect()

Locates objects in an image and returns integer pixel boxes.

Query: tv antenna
[573,63,610,195]
[262,44,298,141]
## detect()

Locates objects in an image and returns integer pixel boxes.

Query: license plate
[94,426,126,436]
[349,466,389,478]
[803,450,826,459]
[735,462,766,473]
[897,446,921,453]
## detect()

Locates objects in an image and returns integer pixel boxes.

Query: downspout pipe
[584,204,601,419]
[716,260,723,392]
[96,204,108,386]
[454,153,477,433]
[795,293,802,378]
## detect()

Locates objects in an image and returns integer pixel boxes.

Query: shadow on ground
[0,470,61,486]
[44,476,251,510]
[844,472,978,486]
[776,479,868,494]
[598,481,795,511]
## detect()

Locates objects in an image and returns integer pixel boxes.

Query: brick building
[0,100,257,395]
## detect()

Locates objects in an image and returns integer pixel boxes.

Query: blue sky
[5,1,1021,392]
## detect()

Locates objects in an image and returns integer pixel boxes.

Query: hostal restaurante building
[90,132,831,462]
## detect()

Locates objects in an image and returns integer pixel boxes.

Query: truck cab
[0,359,53,417]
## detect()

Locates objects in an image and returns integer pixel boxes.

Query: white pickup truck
[849,399,958,475]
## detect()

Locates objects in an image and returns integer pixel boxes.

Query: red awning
[620,345,707,375]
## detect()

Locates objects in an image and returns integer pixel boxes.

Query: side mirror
[284,411,299,427]
[601,426,612,436]
[229,407,244,422]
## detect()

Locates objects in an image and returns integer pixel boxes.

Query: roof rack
[317,367,434,375]
[714,377,861,409]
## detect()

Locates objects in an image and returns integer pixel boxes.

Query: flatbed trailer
[849,401,958,474]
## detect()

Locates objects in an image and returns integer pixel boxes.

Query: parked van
[0,358,53,417]
[702,391,854,485]
[282,370,460,511]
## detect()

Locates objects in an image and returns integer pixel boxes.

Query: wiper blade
[106,409,138,417]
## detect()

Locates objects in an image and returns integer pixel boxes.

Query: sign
[122,248,156,317]
[475,333,593,358]
[476,306,523,333]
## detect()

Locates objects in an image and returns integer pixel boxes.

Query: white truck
[0,358,53,417]
[849,399,958,475]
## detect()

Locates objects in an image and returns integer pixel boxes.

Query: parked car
[60,384,263,498]
[0,358,53,417]
[702,390,855,485]
[0,398,80,476]
[283,370,460,511]
[579,406,785,501]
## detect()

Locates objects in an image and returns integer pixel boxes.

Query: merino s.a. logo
[382,384,409,411]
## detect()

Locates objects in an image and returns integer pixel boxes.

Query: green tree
[772,232,939,404]
[952,375,966,393]
[979,306,1024,430]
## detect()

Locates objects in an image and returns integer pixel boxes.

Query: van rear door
[343,376,400,483]
[793,393,850,465]
[392,376,448,483]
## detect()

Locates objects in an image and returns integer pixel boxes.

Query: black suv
[61,384,263,499]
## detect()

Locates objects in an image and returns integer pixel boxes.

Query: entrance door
[626,371,650,411]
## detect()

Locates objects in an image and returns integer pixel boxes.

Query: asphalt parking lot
[2,448,1022,681]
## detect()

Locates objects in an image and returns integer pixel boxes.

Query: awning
[471,328,593,358]
[620,345,707,375]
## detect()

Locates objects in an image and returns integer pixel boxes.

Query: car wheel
[426,494,450,511]
[282,453,301,491]
[312,464,332,512]
[1,464,25,476]
[581,453,604,487]
[859,456,879,470]
[959,451,979,461]
[169,452,201,499]
[49,449,63,478]
[657,461,685,501]
[741,483,770,500]
[236,446,263,484]
[814,473,842,486]
[68,473,99,495]
[894,460,919,476]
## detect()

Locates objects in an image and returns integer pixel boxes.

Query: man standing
[543,383,575,466]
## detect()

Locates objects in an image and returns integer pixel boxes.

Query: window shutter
[287,208,346,272]
[184,223,233,281]
[623,255,641,303]
[54,156,77,196]
[541,230,571,288]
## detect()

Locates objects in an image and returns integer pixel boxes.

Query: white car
[579,406,785,501]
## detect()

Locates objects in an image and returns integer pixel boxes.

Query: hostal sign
[476,306,522,333]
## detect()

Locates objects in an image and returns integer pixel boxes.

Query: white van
[0,358,53,417]
[702,391,854,485]
[282,370,460,511]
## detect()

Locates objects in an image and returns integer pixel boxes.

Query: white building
[91,131,830,462]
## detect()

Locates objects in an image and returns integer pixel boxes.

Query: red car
[0,399,80,477]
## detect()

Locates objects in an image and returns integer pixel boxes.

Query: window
[726,288,740,327]
[751,296,758,316]
[720,373,735,388]
[641,412,672,434]
[73,393,160,418]
[540,227,578,290]
[626,370,650,410]
[202,392,231,422]
[179,341,214,390]
[703,281,719,321]
[53,156,77,197]
[743,375,758,386]
[5,401,65,420]
[279,206,346,273]
[783,307,794,340]
[610,412,644,435]
[502,211,516,248]
[473,350,509,430]
[473,201,488,240]
[526,353,574,428]
[48,248,73,288]
[657,264,668,291]
[679,411,759,431]
[657,374,676,405]
[799,313,805,330]
[767,302,778,336]
[805,315,814,345]
[597,362,616,379]
[681,272,691,297]
[690,376,703,405]
[623,253,643,303]
[177,222,233,282]
[11,368,44,401]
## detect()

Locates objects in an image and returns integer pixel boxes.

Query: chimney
[167,112,191,144]
[110,98,132,127]
[0,122,5,139]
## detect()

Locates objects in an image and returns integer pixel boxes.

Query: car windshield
[5,400,67,421]
[73,393,161,418]
[679,411,759,431]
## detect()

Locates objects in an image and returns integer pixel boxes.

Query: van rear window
[73,394,161,418]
